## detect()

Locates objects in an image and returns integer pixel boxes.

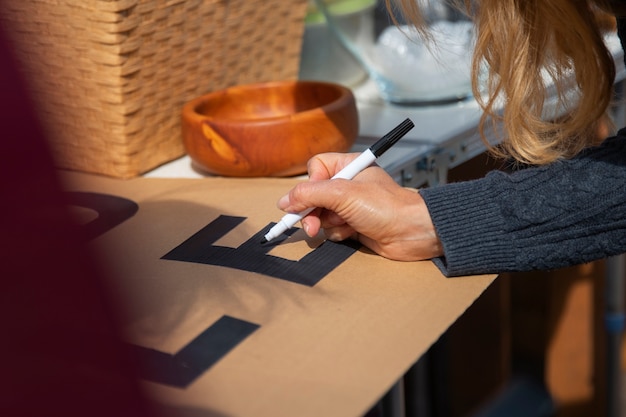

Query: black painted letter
[162,215,360,286]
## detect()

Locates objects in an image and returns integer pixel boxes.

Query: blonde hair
[388,0,616,165]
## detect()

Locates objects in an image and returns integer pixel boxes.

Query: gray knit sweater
[421,134,626,276]
[420,22,626,276]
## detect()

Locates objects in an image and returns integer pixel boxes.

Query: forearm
[420,133,626,277]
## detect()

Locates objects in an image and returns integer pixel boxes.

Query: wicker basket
[0,0,308,178]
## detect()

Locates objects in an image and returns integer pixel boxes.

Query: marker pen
[261,118,415,244]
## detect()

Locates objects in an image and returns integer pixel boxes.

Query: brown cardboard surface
[61,172,496,417]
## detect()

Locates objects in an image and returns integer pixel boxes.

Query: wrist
[377,187,443,261]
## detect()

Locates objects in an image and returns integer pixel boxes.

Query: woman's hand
[277,152,444,261]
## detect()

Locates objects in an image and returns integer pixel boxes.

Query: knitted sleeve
[419,131,626,277]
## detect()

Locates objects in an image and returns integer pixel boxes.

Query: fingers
[280,181,352,239]
[307,152,362,181]
[298,208,354,240]
[296,200,350,238]
[301,214,355,242]
[277,163,389,241]
[280,152,381,214]
[278,177,349,214]
[300,208,322,237]
[318,209,351,240]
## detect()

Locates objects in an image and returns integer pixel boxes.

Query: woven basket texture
[0,0,308,178]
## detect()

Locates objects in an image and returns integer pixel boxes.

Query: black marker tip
[260,237,268,244]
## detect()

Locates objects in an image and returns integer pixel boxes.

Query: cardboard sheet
[61,172,496,417]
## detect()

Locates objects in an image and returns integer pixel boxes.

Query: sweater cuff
[419,172,518,277]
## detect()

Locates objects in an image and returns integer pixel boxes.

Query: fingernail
[302,221,311,236]
[277,194,289,209]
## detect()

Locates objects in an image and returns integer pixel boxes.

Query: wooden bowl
[181,80,359,177]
